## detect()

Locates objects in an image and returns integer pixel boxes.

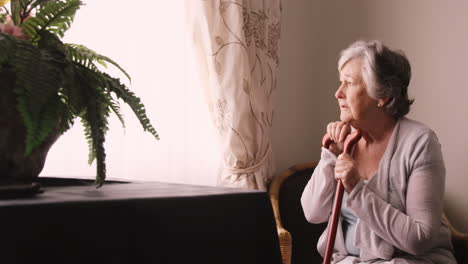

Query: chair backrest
[269,162,326,264]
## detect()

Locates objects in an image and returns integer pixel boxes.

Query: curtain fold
[188,0,282,190]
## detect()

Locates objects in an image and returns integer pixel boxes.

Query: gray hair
[338,40,414,119]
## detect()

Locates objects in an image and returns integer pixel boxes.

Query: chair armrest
[442,213,468,241]
[269,161,318,264]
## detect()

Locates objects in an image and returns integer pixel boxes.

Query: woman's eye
[339,80,353,87]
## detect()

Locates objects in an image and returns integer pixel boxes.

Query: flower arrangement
[0,0,159,186]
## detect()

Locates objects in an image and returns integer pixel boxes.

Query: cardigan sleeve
[301,147,338,224]
[347,131,445,255]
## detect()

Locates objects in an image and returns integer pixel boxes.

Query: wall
[273,0,468,235]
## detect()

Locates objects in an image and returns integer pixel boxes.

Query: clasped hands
[326,121,361,193]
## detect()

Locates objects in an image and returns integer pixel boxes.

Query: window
[41,1,220,186]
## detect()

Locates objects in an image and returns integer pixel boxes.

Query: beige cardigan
[301,118,456,263]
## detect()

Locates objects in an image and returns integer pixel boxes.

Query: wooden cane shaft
[322,129,361,264]
[322,181,345,264]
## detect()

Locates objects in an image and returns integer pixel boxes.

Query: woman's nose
[335,84,344,99]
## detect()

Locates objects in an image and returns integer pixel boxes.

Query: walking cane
[322,129,362,264]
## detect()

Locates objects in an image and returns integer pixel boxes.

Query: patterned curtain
[187,0,281,190]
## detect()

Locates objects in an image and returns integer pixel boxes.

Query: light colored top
[341,183,365,256]
[300,118,456,263]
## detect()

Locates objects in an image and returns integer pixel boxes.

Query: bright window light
[41,1,220,186]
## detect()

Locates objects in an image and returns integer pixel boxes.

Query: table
[0,178,282,264]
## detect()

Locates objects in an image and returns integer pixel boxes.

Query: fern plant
[0,0,159,186]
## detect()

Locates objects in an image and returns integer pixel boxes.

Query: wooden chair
[269,161,468,264]
[269,161,326,264]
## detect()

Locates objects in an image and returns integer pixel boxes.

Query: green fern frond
[17,93,64,156]
[107,95,126,129]
[60,68,87,116]
[80,103,109,186]
[57,87,76,133]
[34,93,63,146]
[13,38,66,155]
[10,0,21,25]
[72,67,156,140]
[75,68,111,166]
[103,74,159,140]
[65,44,99,72]
[81,117,95,165]
[29,0,58,12]
[83,95,109,187]
[0,8,8,23]
[15,96,36,155]
[58,105,74,133]
[21,0,81,42]
[65,44,131,82]
[0,33,16,69]
[74,68,111,186]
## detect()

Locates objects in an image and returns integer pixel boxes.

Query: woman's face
[335,58,378,126]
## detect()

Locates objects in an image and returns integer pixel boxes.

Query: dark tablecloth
[0,179,282,264]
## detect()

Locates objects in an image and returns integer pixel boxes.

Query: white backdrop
[41,1,220,186]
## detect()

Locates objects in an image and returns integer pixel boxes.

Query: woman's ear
[378,97,391,107]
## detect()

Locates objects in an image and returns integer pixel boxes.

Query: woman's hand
[326,121,351,155]
[334,153,361,193]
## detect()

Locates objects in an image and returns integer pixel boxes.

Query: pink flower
[0,21,29,40]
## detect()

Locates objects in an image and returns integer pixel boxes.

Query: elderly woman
[300,40,456,263]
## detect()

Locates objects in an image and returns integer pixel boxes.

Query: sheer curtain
[188,0,282,190]
[41,1,220,186]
